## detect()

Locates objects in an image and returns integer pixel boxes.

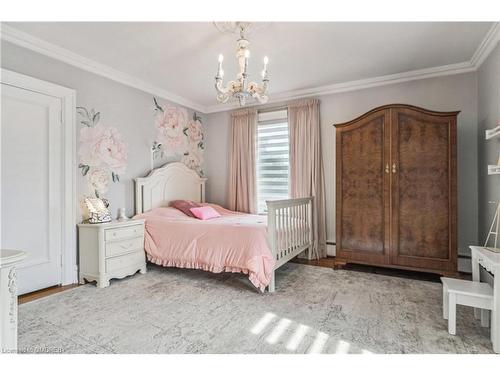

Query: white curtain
[227,109,258,214]
[288,99,327,259]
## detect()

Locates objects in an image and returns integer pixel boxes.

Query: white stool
[441,277,493,335]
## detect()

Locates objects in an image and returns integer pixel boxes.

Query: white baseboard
[326,243,336,257]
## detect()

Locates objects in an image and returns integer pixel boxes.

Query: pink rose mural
[186,119,203,143]
[77,107,128,197]
[88,167,111,194]
[153,98,204,175]
[155,103,188,156]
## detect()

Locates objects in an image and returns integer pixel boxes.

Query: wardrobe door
[336,109,391,265]
[390,107,457,272]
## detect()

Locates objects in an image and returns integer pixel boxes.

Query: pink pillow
[190,206,221,220]
[170,200,201,217]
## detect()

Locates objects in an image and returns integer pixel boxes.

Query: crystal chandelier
[214,22,269,106]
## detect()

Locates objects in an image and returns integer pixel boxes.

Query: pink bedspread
[134,205,275,291]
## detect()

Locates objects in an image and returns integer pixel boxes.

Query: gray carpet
[18,263,494,354]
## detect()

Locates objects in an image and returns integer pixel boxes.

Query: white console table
[0,249,27,354]
[470,245,500,353]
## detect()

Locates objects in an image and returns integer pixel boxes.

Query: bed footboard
[266,197,313,292]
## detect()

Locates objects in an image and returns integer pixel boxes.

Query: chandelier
[214,22,269,106]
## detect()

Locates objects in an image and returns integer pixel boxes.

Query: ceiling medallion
[214,22,269,106]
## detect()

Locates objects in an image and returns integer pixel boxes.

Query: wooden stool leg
[448,293,456,335]
[443,284,449,320]
[481,309,490,328]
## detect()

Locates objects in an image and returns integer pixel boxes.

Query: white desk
[470,245,500,353]
[0,249,27,354]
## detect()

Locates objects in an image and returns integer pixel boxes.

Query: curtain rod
[257,105,288,114]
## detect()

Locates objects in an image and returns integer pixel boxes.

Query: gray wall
[1,41,205,219]
[478,42,500,243]
[1,39,483,259]
[204,73,479,257]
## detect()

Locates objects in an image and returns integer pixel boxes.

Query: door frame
[1,68,77,286]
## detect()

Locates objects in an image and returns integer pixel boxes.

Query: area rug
[18,263,494,354]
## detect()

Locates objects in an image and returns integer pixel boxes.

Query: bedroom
[1,0,500,371]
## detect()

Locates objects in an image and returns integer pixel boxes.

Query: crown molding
[2,23,498,115]
[203,60,476,113]
[0,24,207,113]
[470,22,500,68]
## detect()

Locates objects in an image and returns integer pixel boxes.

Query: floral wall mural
[153,98,204,175]
[77,107,128,198]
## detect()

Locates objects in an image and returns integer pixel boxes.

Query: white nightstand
[78,219,146,288]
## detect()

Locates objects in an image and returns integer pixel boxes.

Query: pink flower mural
[88,167,111,194]
[155,103,188,156]
[77,107,128,197]
[153,98,204,175]
[186,119,203,144]
[79,126,128,175]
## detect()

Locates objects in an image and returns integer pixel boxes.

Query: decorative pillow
[170,200,201,217]
[146,207,189,218]
[190,206,222,220]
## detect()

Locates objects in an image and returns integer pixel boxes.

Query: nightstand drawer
[106,250,145,273]
[106,237,144,258]
[105,225,144,242]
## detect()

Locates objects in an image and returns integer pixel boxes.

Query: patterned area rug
[18,263,494,354]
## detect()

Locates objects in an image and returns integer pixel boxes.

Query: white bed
[135,162,313,292]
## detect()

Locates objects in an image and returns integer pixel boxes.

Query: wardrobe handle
[385,164,389,174]
[392,163,397,174]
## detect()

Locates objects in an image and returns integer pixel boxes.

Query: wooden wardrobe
[334,104,458,275]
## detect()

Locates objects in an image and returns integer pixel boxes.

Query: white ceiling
[3,22,494,112]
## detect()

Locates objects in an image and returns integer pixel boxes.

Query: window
[256,109,289,214]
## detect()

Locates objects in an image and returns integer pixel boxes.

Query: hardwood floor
[18,284,80,305]
[291,256,337,268]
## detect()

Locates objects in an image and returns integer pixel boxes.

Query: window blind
[256,109,289,214]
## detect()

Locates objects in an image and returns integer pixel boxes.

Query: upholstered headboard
[134,162,207,214]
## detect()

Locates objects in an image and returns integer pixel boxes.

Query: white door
[1,83,63,294]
